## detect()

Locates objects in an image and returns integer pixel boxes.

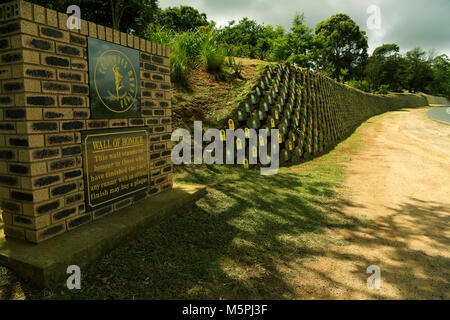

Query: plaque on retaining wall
[81,128,150,211]
[88,37,141,118]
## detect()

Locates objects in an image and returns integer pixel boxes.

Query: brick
[17,64,56,80]
[41,53,70,68]
[16,121,59,134]
[10,188,49,202]
[127,34,133,47]
[0,121,16,133]
[97,25,105,40]
[60,120,86,131]
[1,212,13,225]
[42,81,71,93]
[20,20,38,36]
[13,213,51,229]
[33,4,46,24]
[66,213,91,230]
[114,197,132,210]
[0,174,19,187]
[1,50,22,65]
[58,12,69,31]
[80,19,88,36]
[109,119,127,128]
[61,145,81,157]
[72,108,90,119]
[0,95,13,106]
[133,36,140,49]
[52,206,78,223]
[0,66,11,79]
[62,168,82,181]
[86,120,108,129]
[2,78,40,92]
[57,70,83,82]
[45,133,74,146]
[59,96,86,107]
[113,29,120,44]
[19,147,60,162]
[0,149,17,160]
[105,27,113,42]
[4,225,25,241]
[56,43,82,57]
[7,134,44,148]
[43,108,72,120]
[70,58,87,70]
[8,162,47,176]
[20,35,54,52]
[47,157,76,172]
[88,22,97,38]
[93,204,113,220]
[120,32,127,46]
[40,26,69,43]
[71,83,89,94]
[25,222,66,243]
[50,182,77,197]
[70,34,87,47]
[64,192,84,206]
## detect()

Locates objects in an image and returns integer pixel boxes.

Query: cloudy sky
[158,0,450,56]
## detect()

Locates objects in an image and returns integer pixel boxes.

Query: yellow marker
[252,146,257,158]
[289,141,293,151]
[308,145,312,153]
[303,124,306,132]
[292,134,296,142]
[220,129,226,141]
[236,138,243,150]
[228,119,235,130]
[275,111,279,120]
[259,135,265,146]
[278,133,283,143]
[244,158,249,169]
[271,118,275,128]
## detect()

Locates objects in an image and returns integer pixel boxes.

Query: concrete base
[0,183,206,288]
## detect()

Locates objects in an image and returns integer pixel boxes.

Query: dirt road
[295,107,450,299]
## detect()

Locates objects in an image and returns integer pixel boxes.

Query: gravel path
[294,107,450,299]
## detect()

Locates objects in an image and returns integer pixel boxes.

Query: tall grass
[144,26,228,83]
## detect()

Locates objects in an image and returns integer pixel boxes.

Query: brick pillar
[0,0,172,243]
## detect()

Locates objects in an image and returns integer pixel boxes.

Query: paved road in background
[427,106,450,125]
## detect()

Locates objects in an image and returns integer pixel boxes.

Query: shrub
[347,80,371,93]
[378,84,389,95]
[200,31,227,73]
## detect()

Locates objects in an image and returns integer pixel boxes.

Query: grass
[0,121,371,300]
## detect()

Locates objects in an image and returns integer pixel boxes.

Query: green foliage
[404,48,434,93]
[156,5,209,32]
[200,41,227,74]
[226,57,243,79]
[347,80,371,93]
[378,85,389,95]
[427,54,450,98]
[315,14,368,81]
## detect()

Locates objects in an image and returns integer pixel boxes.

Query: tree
[365,43,405,92]
[156,6,209,32]
[404,48,434,93]
[427,54,450,97]
[315,14,368,81]
[273,13,321,68]
[23,0,158,36]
